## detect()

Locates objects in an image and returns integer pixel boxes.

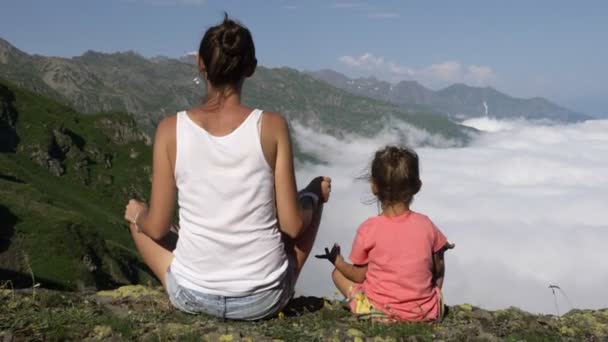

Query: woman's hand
[124,199,148,231]
[315,243,342,265]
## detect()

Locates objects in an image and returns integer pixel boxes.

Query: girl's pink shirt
[349,211,448,321]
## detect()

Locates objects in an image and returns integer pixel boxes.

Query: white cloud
[466,64,496,85]
[425,61,462,82]
[338,53,497,88]
[292,117,608,314]
[387,62,415,76]
[338,53,385,68]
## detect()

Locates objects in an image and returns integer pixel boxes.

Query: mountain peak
[308,69,586,121]
[0,37,17,49]
[0,37,11,48]
[439,82,500,95]
[76,49,147,64]
[395,79,427,89]
[315,69,347,78]
[307,69,351,83]
[440,82,470,91]
[0,38,26,63]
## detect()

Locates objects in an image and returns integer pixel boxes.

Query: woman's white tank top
[170,109,288,296]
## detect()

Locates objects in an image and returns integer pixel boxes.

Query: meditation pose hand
[315,243,341,265]
[124,199,147,232]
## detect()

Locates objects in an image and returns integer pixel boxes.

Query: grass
[0,80,156,290]
[3,288,594,341]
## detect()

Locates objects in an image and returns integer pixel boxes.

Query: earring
[193,76,201,85]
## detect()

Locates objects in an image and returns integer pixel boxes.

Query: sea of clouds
[292,116,608,315]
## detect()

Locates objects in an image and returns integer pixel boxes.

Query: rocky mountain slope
[309,69,589,121]
[0,38,471,146]
[0,79,155,291]
[1,285,607,341]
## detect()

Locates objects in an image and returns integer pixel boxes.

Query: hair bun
[220,24,243,56]
[198,13,256,86]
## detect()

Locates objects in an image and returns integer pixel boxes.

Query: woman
[123,14,331,320]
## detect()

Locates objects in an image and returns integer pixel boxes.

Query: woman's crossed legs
[128,177,332,290]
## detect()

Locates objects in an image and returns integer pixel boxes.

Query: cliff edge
[1,285,607,341]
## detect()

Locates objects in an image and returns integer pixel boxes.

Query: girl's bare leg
[332,268,356,297]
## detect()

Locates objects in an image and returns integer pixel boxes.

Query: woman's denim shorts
[165,261,295,320]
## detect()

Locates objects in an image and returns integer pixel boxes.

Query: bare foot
[320,176,332,203]
[296,176,330,233]
[300,176,331,206]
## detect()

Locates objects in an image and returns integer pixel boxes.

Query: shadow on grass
[0,84,19,153]
[0,174,25,183]
[282,296,326,317]
[0,269,71,290]
[0,204,18,253]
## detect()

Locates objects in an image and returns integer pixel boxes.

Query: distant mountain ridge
[0,38,471,146]
[309,69,589,122]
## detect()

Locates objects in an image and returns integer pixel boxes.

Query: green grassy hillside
[0,80,155,290]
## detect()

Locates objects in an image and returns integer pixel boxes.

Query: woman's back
[123,14,331,320]
[170,108,288,296]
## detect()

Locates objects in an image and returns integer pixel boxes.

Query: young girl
[317,145,453,322]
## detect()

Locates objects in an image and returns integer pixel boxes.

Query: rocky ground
[1,285,607,341]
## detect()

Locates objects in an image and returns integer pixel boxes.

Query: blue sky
[1,0,606,115]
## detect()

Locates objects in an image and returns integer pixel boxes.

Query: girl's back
[350,211,447,321]
[319,145,451,322]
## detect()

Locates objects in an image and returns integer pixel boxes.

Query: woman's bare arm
[125,116,177,240]
[264,112,303,239]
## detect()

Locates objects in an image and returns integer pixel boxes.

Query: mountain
[309,69,590,122]
[0,38,471,146]
[0,38,478,291]
[0,79,155,290]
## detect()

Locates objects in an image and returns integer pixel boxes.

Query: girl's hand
[124,199,147,229]
[315,243,341,265]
